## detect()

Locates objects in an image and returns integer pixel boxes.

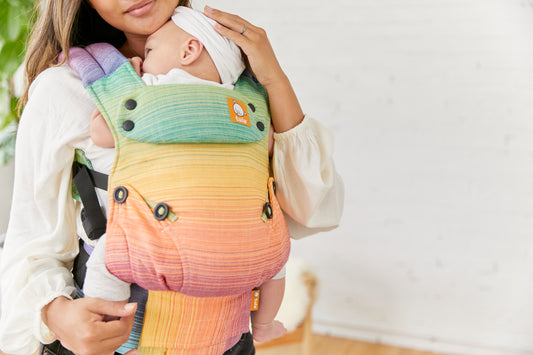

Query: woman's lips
[125,0,155,16]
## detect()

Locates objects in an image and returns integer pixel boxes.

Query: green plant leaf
[7,6,23,41]
[0,129,16,165]
[0,40,25,76]
[0,0,35,165]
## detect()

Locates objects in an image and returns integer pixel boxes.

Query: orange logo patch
[227,97,250,126]
[251,289,260,311]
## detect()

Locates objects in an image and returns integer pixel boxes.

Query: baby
[84,6,286,343]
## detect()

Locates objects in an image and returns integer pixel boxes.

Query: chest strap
[73,162,108,240]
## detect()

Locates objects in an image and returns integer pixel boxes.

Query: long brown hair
[20,0,191,109]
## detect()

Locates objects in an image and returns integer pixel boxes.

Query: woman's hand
[204,6,304,132]
[42,296,137,355]
[204,6,284,89]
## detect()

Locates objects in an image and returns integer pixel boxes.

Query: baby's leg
[251,277,287,342]
[84,234,131,302]
[90,108,115,148]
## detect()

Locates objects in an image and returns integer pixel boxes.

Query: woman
[0,1,344,354]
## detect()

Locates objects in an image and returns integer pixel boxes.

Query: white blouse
[0,65,344,355]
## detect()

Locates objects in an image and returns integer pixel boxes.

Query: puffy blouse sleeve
[272,116,344,239]
[0,66,94,355]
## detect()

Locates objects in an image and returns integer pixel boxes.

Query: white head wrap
[171,6,245,86]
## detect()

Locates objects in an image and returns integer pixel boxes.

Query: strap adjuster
[73,162,108,240]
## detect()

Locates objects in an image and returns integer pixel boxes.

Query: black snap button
[248,103,256,112]
[113,186,128,203]
[256,121,265,131]
[154,202,170,221]
[125,99,137,110]
[123,120,135,131]
[263,202,273,219]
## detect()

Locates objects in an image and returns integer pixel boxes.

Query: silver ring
[240,24,247,35]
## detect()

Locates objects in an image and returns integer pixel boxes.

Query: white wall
[1,0,532,354]
[192,0,533,354]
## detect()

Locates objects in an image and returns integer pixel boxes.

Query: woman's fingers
[71,300,135,355]
[45,297,136,355]
[96,315,135,343]
[203,5,266,48]
[85,298,136,319]
[204,6,252,34]
[203,5,284,87]
[210,21,248,48]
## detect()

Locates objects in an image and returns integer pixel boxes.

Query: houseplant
[0,0,35,165]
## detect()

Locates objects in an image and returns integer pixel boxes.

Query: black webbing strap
[74,162,109,190]
[72,162,108,240]
[40,340,121,355]
[72,238,90,289]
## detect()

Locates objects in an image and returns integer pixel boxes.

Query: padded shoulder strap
[68,43,129,87]
[67,43,145,143]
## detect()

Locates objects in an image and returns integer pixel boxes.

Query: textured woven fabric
[138,290,248,354]
[71,43,290,353]
[88,67,289,297]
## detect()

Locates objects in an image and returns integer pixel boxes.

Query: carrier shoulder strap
[67,43,131,241]
[72,150,108,240]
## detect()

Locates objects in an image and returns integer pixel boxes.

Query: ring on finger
[240,24,247,35]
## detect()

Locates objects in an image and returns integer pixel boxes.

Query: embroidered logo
[227,97,250,126]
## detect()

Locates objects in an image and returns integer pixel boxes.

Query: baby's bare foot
[252,320,287,342]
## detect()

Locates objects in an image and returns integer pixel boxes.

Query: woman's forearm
[264,74,304,133]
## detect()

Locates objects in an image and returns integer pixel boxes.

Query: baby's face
[142,21,190,76]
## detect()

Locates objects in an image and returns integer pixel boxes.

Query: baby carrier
[68,43,290,354]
